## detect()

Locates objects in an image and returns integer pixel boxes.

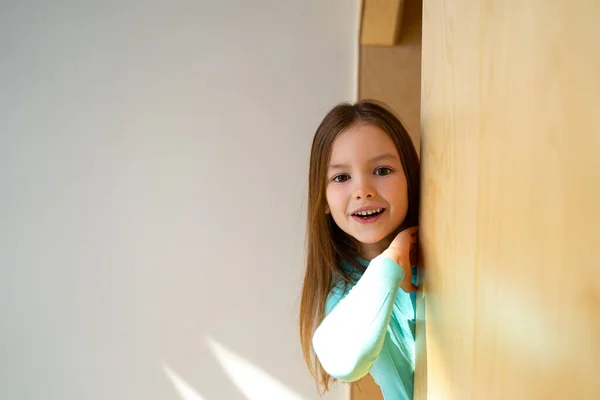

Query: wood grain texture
[420,1,600,399]
[360,0,406,46]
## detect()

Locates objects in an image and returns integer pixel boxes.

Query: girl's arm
[311,252,405,382]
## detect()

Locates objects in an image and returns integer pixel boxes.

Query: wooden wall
[419,0,600,398]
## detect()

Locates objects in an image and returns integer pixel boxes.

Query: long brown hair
[299,99,420,393]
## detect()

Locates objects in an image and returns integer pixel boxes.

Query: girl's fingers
[401,280,417,293]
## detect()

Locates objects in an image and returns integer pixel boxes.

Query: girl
[299,100,420,400]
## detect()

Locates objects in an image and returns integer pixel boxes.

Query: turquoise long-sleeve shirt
[312,254,417,400]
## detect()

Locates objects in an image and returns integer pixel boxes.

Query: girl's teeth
[356,208,382,216]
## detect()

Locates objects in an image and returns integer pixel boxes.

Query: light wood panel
[420,1,600,399]
[360,0,406,46]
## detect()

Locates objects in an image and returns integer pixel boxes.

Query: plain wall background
[0,1,358,399]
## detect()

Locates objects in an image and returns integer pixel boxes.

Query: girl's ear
[325,204,330,214]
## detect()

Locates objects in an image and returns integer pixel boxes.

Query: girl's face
[325,123,409,260]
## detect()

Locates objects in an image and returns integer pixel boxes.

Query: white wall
[0,1,358,399]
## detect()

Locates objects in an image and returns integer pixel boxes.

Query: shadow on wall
[162,337,308,400]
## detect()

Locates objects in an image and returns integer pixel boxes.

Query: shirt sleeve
[311,254,405,382]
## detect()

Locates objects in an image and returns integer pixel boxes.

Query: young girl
[299,100,420,400]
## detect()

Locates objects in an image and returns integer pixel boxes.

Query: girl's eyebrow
[328,153,398,170]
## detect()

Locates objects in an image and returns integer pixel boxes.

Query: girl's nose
[353,186,375,200]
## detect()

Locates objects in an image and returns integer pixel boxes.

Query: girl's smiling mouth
[351,208,386,223]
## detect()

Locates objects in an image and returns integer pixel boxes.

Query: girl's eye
[332,174,350,183]
[374,167,392,176]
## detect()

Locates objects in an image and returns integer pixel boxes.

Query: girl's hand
[382,226,418,293]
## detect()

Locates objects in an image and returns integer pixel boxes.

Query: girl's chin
[352,230,397,247]
[354,234,389,246]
